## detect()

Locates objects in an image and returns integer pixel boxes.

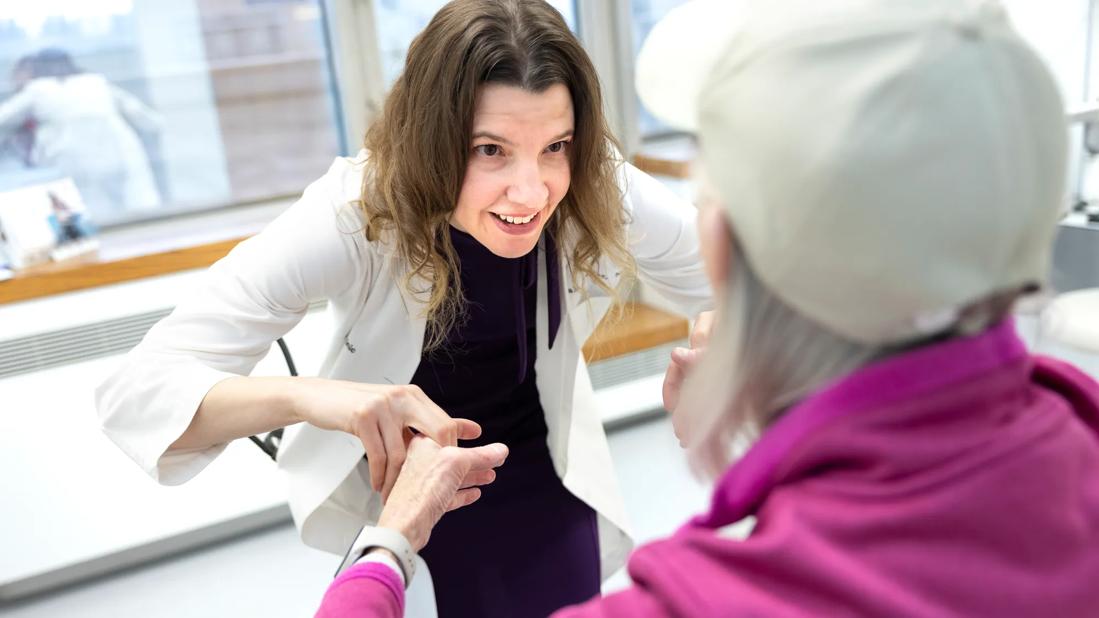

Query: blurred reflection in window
[0,0,344,228]
[373,0,578,86]
[1,48,162,219]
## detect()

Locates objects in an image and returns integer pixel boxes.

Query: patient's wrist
[354,546,407,587]
[362,547,400,564]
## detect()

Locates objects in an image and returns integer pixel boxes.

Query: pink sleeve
[550,584,672,618]
[314,562,405,618]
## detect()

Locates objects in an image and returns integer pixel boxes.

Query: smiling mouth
[491,212,537,225]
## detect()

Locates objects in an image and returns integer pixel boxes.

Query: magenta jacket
[316,321,1099,617]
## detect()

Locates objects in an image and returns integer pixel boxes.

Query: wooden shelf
[583,302,689,363]
[632,153,692,179]
[0,237,247,305]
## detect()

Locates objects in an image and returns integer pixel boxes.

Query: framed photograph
[0,176,98,270]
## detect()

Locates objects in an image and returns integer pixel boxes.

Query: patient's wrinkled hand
[377,436,508,551]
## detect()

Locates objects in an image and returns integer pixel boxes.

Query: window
[372,0,578,87]
[0,0,345,228]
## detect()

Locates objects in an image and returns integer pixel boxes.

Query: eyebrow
[471,129,574,146]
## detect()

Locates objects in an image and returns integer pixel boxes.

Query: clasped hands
[296,309,711,552]
[293,379,506,551]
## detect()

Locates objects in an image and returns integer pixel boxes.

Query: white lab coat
[0,74,161,218]
[95,152,710,595]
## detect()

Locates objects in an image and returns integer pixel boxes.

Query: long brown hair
[360,0,634,350]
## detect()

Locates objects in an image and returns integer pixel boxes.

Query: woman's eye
[546,141,569,154]
[474,144,501,157]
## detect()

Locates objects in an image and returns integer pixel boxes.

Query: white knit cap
[637,0,1069,344]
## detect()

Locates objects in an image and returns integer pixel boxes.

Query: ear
[698,204,732,291]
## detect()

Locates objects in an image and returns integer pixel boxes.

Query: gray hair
[678,238,882,479]
[679,228,1030,479]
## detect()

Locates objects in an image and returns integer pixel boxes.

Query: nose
[505,158,549,207]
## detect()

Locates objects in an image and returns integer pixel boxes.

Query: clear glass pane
[373,0,578,87]
[0,0,344,228]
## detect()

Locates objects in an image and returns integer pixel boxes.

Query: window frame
[323,0,646,157]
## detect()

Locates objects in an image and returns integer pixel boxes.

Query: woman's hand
[291,378,482,500]
[377,436,509,551]
[662,310,713,414]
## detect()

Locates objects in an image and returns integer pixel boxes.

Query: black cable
[248,337,297,461]
[277,337,298,377]
[249,435,277,460]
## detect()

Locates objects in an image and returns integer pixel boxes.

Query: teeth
[495,213,535,224]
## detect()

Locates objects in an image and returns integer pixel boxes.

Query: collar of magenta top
[689,318,1095,530]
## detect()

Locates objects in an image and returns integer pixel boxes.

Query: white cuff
[335,525,417,589]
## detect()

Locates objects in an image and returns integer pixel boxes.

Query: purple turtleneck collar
[447,226,561,382]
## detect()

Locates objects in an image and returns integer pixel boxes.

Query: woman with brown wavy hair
[95,1,710,615]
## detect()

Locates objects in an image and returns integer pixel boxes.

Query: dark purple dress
[410,227,601,617]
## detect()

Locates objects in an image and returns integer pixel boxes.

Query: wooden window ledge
[583,303,688,363]
[0,237,249,305]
